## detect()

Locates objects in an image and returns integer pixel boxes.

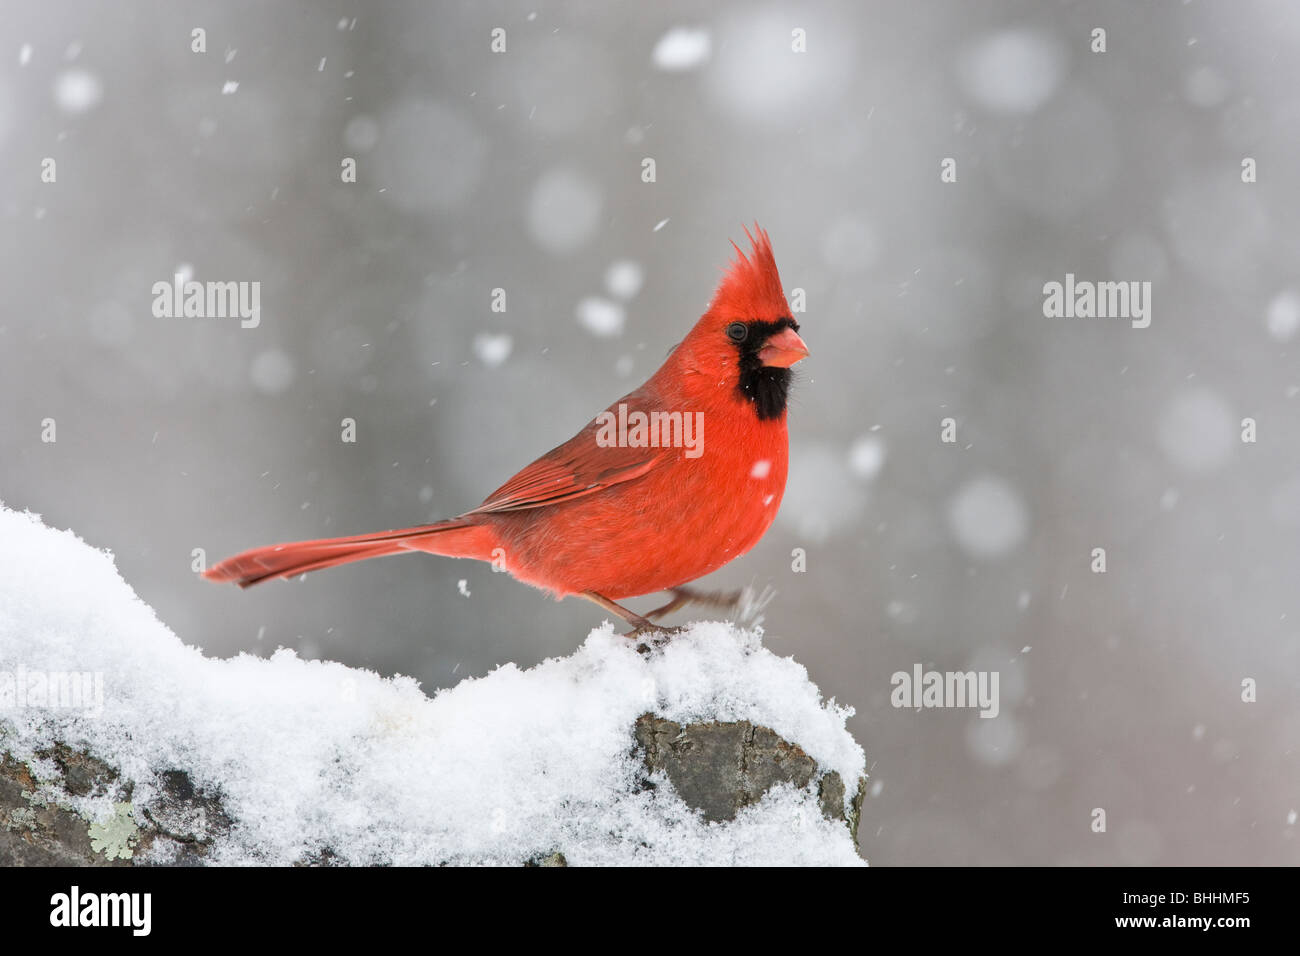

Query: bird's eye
[726,322,748,343]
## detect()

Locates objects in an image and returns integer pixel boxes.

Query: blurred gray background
[2,0,1298,864]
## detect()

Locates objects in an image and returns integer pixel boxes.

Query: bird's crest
[707,224,790,321]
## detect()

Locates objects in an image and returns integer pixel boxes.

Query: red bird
[204,227,808,633]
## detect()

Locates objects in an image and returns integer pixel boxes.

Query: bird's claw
[732,584,776,627]
[624,618,683,653]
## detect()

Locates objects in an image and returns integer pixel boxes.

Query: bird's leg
[580,590,650,628]
[645,584,777,626]
[641,590,693,621]
[580,591,682,641]
[645,586,746,620]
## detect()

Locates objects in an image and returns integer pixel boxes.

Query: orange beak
[757,326,810,368]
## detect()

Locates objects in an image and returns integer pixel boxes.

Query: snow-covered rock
[0,505,866,866]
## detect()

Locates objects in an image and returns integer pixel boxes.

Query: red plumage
[204,227,808,625]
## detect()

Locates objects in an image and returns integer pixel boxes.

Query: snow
[947,475,1028,559]
[472,332,513,368]
[1265,290,1299,342]
[957,28,1065,115]
[705,10,854,124]
[778,444,868,544]
[576,296,626,337]
[0,506,865,866]
[848,435,886,480]
[53,69,102,113]
[527,167,602,254]
[652,28,712,72]
[604,260,644,300]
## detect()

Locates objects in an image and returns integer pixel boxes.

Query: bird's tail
[203,518,499,588]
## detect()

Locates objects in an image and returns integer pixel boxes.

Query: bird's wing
[466,396,667,515]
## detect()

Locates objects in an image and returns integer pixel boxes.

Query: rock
[0,750,230,866]
[634,714,864,838]
[1,716,864,865]
[0,752,125,866]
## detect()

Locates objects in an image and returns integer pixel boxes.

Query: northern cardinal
[205,227,808,632]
